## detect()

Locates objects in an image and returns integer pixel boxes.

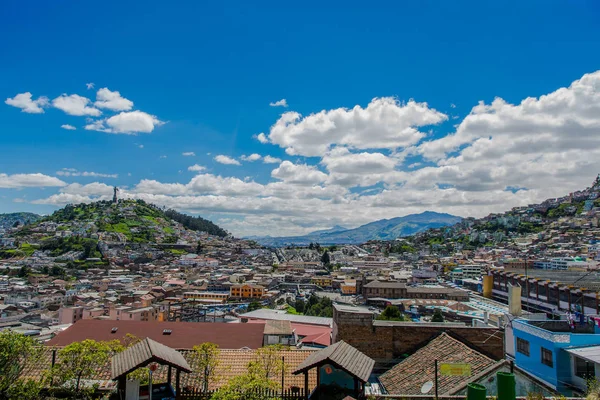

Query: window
[575,356,592,379]
[541,348,553,367]
[517,338,530,356]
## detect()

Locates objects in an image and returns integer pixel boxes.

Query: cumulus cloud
[85,111,163,134]
[214,155,241,165]
[188,164,206,172]
[56,168,118,178]
[255,133,269,144]
[182,152,196,157]
[61,124,76,130]
[0,173,66,189]
[240,154,262,162]
[52,94,101,116]
[271,161,328,185]
[269,99,288,107]
[24,70,600,237]
[262,155,282,164]
[5,92,49,114]
[94,88,134,111]
[268,97,447,156]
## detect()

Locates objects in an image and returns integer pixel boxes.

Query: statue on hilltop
[113,186,119,203]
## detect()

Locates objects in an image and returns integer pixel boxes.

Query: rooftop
[46,320,266,349]
[379,332,497,395]
[241,309,332,327]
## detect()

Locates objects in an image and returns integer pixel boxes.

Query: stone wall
[333,306,505,364]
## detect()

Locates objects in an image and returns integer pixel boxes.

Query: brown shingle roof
[264,320,293,335]
[23,347,317,391]
[379,332,496,395]
[46,320,265,349]
[294,340,374,383]
[111,338,192,379]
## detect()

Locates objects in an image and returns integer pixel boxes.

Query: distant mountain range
[0,212,41,230]
[249,211,462,246]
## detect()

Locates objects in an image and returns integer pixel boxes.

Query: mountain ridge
[249,211,462,246]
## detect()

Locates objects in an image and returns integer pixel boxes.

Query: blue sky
[2,1,600,236]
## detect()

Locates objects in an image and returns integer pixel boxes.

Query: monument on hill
[113,186,119,203]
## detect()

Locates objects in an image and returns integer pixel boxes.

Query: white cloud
[94,88,134,111]
[5,92,49,114]
[160,155,168,159]
[52,94,101,116]
[59,182,114,196]
[32,193,98,205]
[262,155,282,164]
[269,99,288,107]
[241,154,262,162]
[86,83,95,90]
[450,103,456,108]
[271,161,328,185]
[138,144,144,149]
[0,173,66,189]
[255,133,269,144]
[214,155,241,165]
[85,111,163,134]
[188,164,206,172]
[268,97,447,157]
[24,70,600,237]
[61,124,76,130]
[182,152,196,157]
[56,169,118,178]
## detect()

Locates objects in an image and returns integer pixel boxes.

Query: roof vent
[162,329,172,335]
[111,327,118,333]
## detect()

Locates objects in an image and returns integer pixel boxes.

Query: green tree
[17,266,31,278]
[247,301,262,312]
[0,331,42,399]
[254,345,286,379]
[321,250,331,266]
[48,339,122,395]
[294,299,305,314]
[431,308,445,323]
[193,342,220,393]
[378,305,405,321]
[211,362,279,400]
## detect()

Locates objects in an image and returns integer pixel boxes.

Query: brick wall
[333,307,504,364]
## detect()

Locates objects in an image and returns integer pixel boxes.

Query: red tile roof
[46,320,265,349]
[22,347,317,391]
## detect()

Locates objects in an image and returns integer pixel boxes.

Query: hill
[404,176,600,251]
[1,200,228,261]
[251,211,462,246]
[0,212,41,230]
[41,199,228,239]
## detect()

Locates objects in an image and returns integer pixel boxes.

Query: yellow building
[230,284,265,299]
[311,276,333,288]
[184,291,229,303]
[340,280,357,295]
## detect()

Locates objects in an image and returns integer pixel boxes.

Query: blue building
[509,318,600,394]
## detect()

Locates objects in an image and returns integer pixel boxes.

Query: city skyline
[2,1,600,236]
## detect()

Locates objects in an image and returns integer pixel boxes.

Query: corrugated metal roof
[241,309,332,326]
[566,346,600,364]
[293,340,374,382]
[111,338,192,379]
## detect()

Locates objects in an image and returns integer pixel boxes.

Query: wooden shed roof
[293,340,374,383]
[111,338,192,379]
